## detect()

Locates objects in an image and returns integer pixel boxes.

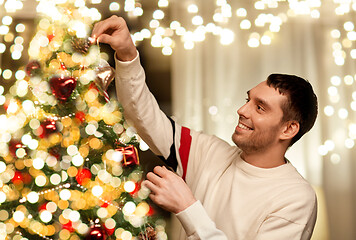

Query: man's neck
[240,150,286,168]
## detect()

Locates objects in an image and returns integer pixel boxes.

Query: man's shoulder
[175,123,236,149]
[269,171,317,224]
[270,164,316,205]
[275,174,316,214]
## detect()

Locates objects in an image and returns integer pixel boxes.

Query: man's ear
[280,121,300,140]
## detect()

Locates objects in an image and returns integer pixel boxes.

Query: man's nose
[237,103,249,118]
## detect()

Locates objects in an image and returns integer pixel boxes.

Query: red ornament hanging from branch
[76,168,92,185]
[49,75,77,102]
[25,60,41,77]
[11,171,24,184]
[8,140,27,157]
[75,111,86,123]
[85,225,107,240]
[38,119,58,138]
[47,33,55,42]
[49,146,61,160]
[62,221,75,232]
[116,145,139,167]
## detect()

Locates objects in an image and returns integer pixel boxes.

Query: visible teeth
[238,123,251,130]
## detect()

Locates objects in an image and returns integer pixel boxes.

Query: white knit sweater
[114,53,317,240]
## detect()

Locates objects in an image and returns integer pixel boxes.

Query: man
[92,16,318,240]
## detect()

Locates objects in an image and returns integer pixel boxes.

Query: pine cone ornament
[138,226,157,240]
[72,37,92,54]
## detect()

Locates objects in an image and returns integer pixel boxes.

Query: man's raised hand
[91,15,137,61]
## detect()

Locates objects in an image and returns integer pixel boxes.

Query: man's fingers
[91,16,119,39]
[153,166,171,178]
[146,171,163,185]
[142,180,159,194]
[148,193,160,205]
[96,34,114,45]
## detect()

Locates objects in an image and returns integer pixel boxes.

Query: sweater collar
[234,150,296,178]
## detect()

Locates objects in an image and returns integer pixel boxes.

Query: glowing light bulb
[92,185,103,197]
[123,201,136,215]
[60,189,71,200]
[0,162,5,173]
[345,138,354,149]
[324,105,334,116]
[344,21,354,31]
[318,145,328,156]
[0,43,6,53]
[2,16,12,25]
[192,15,203,25]
[158,0,169,7]
[220,28,234,45]
[330,76,341,86]
[40,210,52,223]
[124,181,136,193]
[0,191,6,203]
[261,35,272,45]
[331,29,341,38]
[153,10,164,20]
[27,191,39,203]
[330,153,341,164]
[109,2,120,11]
[187,4,198,13]
[248,38,259,48]
[338,108,348,119]
[13,211,25,223]
[240,19,251,29]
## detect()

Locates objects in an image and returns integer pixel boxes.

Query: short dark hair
[266,74,318,146]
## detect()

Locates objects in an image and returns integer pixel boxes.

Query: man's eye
[257,105,264,111]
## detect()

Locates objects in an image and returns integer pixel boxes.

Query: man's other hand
[143,166,197,214]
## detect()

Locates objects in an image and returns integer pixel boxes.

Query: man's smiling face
[232,81,288,154]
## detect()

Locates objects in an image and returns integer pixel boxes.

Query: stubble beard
[232,126,280,154]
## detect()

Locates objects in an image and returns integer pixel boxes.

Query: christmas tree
[0,1,167,239]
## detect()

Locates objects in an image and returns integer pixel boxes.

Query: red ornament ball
[38,202,48,211]
[76,168,92,185]
[25,60,41,77]
[12,171,24,184]
[8,140,26,157]
[49,76,77,102]
[62,221,74,232]
[49,147,61,160]
[38,119,57,138]
[75,111,86,123]
[85,226,106,240]
[47,34,55,42]
[22,172,32,184]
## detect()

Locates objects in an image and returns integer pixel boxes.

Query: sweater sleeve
[175,201,228,240]
[114,54,229,239]
[114,52,173,159]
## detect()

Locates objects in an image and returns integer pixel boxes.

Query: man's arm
[92,15,173,158]
[92,16,228,239]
